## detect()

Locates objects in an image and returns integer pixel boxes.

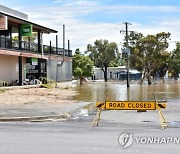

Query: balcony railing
[0,36,39,53]
[0,36,72,57]
[43,45,72,57]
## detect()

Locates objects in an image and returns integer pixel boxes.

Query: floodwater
[73,81,180,103]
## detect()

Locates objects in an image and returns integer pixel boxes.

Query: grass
[63,86,69,89]
[0,88,5,94]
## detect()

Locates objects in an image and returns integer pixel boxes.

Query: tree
[128,32,171,85]
[155,51,170,78]
[86,39,119,82]
[169,42,180,79]
[13,32,38,42]
[75,48,81,55]
[72,50,94,84]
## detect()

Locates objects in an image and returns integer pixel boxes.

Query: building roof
[0,4,28,20]
[115,70,140,74]
[0,10,58,34]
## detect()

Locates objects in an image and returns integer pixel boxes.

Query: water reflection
[73,82,180,102]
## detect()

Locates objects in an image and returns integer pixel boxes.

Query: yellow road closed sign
[105,101,156,110]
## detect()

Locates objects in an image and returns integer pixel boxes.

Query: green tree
[75,48,81,55]
[128,32,171,85]
[86,39,119,82]
[155,51,170,78]
[169,42,180,79]
[72,50,94,84]
[13,32,38,42]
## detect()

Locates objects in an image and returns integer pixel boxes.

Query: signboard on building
[122,48,130,57]
[16,63,19,72]
[20,24,32,36]
[0,15,8,30]
[31,58,38,65]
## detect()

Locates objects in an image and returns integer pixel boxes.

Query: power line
[67,23,124,42]
[87,23,124,36]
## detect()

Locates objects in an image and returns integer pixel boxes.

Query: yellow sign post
[92,101,168,130]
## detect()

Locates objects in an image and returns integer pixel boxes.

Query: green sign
[31,58,38,65]
[20,24,32,36]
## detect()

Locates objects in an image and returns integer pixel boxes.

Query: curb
[0,114,71,122]
[1,84,41,90]
[0,102,93,122]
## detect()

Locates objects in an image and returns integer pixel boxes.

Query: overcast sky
[1,0,180,52]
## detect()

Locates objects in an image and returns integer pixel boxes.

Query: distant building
[0,5,72,86]
[92,66,141,81]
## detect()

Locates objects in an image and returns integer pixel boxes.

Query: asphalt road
[0,108,180,154]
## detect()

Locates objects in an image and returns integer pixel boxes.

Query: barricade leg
[91,108,102,127]
[159,109,169,128]
[157,107,169,129]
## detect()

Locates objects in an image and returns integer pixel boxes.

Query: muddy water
[73,81,180,102]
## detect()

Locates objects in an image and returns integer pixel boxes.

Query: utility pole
[125,22,130,88]
[120,22,131,88]
[63,24,65,61]
[56,35,58,55]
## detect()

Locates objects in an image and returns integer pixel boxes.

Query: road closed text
[105,101,156,110]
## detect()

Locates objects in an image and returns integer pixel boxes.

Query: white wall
[94,67,127,80]
[0,55,26,83]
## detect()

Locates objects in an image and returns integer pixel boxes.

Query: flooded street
[72,81,180,130]
[73,81,180,102]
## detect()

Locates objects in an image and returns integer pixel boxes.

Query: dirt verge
[0,87,77,106]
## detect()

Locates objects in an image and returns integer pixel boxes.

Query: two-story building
[0,5,72,86]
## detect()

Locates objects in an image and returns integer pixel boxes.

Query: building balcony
[0,36,72,57]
